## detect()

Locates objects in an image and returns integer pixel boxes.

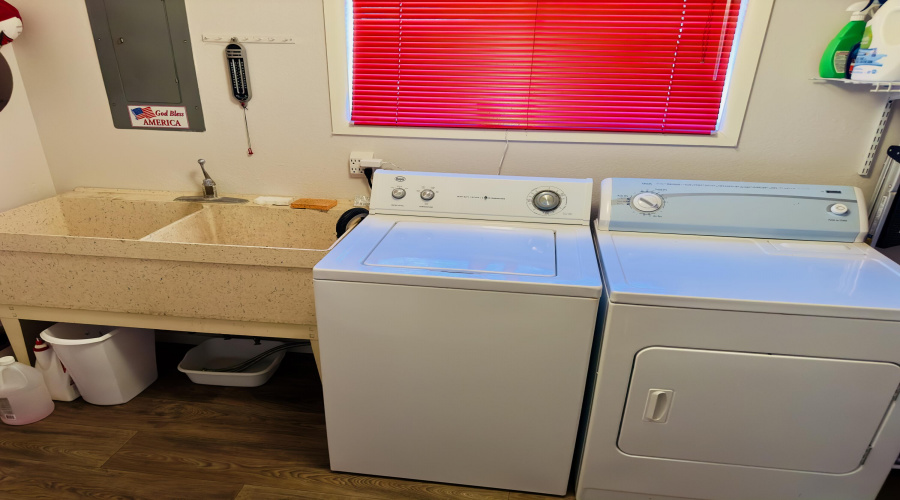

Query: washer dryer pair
[576,178,900,500]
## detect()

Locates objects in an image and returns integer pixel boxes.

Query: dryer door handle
[642,389,674,423]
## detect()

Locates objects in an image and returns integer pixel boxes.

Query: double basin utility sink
[0,189,349,325]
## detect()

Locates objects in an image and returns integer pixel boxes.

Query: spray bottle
[819,1,882,78]
[33,338,80,401]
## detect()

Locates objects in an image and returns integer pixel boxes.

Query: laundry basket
[40,323,157,405]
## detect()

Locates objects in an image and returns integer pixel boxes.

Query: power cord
[362,161,401,189]
[497,130,510,175]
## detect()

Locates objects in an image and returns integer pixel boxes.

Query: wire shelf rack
[812,78,900,93]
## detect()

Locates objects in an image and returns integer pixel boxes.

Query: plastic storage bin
[40,323,157,405]
[178,338,286,387]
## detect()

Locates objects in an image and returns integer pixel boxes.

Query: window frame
[323,0,774,147]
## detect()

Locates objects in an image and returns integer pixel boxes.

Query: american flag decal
[127,104,188,129]
[131,106,157,120]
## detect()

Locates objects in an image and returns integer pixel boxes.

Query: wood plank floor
[1,342,898,500]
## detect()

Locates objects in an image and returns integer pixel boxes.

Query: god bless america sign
[128,105,189,129]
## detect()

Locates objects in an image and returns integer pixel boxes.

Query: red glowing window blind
[351,0,743,135]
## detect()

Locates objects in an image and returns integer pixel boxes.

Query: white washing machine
[314,171,602,495]
[576,178,900,500]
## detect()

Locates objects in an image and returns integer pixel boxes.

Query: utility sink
[0,196,202,239]
[0,188,350,326]
[142,203,337,250]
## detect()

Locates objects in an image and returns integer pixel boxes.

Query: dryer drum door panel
[618,347,900,473]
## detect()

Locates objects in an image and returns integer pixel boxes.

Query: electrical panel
[85,0,204,132]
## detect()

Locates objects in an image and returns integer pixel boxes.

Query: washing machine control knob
[392,188,406,199]
[533,191,561,211]
[420,189,435,201]
[632,192,664,213]
[830,203,849,216]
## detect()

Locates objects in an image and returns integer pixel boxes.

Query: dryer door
[617,347,900,474]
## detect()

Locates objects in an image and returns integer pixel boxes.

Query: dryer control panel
[597,178,868,242]
[370,171,593,225]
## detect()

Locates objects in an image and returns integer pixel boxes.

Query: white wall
[0,44,55,212]
[10,0,900,204]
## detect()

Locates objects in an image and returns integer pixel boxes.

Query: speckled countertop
[0,188,355,269]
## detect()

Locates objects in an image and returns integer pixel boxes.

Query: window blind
[351,0,743,135]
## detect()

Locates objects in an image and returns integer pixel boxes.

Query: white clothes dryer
[576,178,900,500]
[314,171,602,495]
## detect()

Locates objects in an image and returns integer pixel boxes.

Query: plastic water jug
[0,356,55,425]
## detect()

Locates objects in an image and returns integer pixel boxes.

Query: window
[324,0,774,146]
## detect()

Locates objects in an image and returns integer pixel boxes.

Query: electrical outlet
[349,151,374,176]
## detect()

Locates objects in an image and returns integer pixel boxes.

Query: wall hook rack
[203,34,295,44]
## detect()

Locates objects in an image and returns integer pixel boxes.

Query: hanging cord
[497,130,510,175]
[712,0,733,80]
[362,161,401,189]
[201,341,306,373]
[241,102,253,156]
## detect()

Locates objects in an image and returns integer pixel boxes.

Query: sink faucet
[174,159,248,204]
[198,159,217,199]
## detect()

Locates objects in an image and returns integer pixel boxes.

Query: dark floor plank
[877,469,900,500]
[0,456,243,500]
[0,420,134,467]
[509,491,574,499]
[105,428,330,470]
[48,396,326,441]
[235,484,383,500]
[105,432,506,500]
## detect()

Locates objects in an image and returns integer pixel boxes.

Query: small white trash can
[40,323,157,405]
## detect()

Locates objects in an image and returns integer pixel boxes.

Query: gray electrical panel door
[86,0,204,131]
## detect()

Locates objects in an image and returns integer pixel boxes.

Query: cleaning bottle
[0,356,54,425]
[820,1,880,78]
[852,0,900,81]
[34,338,80,401]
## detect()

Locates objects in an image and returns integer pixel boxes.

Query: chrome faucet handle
[197,159,217,198]
[198,159,212,180]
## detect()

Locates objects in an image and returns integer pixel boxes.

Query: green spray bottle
[819,1,881,78]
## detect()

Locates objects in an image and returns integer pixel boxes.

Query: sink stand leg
[310,338,322,381]
[1,318,29,365]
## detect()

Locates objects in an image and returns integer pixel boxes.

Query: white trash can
[40,323,157,405]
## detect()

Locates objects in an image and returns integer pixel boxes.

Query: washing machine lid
[364,221,556,276]
[597,230,900,320]
[315,215,602,298]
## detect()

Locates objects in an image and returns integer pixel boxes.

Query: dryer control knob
[830,203,849,216]
[392,188,406,199]
[533,191,561,211]
[632,192,664,213]
[420,189,435,201]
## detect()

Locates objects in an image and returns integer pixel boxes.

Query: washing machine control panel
[370,171,592,225]
[597,178,867,242]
